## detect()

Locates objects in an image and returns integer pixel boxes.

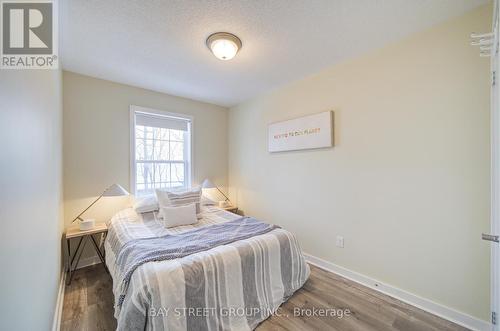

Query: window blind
[135,112,189,131]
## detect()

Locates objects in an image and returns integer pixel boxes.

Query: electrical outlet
[336,235,344,248]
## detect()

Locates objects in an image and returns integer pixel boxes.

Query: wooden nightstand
[65,223,108,285]
[222,206,239,214]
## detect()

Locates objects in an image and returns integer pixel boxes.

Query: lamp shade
[202,179,216,189]
[102,184,129,197]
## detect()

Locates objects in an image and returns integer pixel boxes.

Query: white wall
[229,4,491,321]
[0,70,63,330]
[63,71,228,227]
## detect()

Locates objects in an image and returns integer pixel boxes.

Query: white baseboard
[304,253,491,331]
[51,270,66,331]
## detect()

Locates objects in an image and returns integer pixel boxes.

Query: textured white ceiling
[61,0,489,107]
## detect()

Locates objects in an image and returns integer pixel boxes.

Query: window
[130,106,192,196]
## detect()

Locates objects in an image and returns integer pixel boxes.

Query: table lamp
[71,184,129,230]
[202,179,232,208]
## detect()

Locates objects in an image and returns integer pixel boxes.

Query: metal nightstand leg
[67,237,83,271]
[66,236,88,285]
[89,234,110,274]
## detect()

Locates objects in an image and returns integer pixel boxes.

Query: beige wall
[0,70,63,330]
[63,72,228,227]
[229,5,491,321]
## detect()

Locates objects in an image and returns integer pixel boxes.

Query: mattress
[105,206,310,331]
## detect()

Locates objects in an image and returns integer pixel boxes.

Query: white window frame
[130,105,194,195]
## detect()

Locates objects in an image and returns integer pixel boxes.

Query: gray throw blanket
[115,217,279,307]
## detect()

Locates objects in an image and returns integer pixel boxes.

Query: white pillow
[155,189,171,208]
[133,194,159,213]
[160,203,198,228]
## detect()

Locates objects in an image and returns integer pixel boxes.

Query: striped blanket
[105,207,310,331]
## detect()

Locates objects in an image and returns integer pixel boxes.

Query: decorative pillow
[160,203,198,228]
[155,187,202,217]
[133,194,159,213]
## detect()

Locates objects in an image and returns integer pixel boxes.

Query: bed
[104,205,310,331]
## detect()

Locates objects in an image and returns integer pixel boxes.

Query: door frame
[491,1,499,330]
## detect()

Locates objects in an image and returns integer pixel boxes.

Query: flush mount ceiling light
[206,32,242,61]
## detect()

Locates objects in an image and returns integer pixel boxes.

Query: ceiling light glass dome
[206,32,242,61]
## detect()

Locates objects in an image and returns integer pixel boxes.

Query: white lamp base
[79,219,95,231]
[219,201,231,208]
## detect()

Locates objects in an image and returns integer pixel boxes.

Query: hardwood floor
[61,264,469,331]
[62,264,116,331]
